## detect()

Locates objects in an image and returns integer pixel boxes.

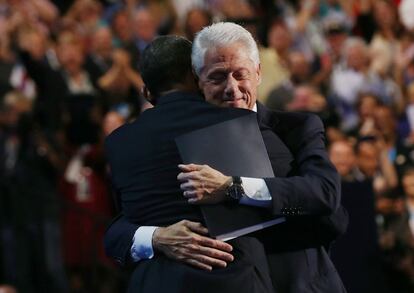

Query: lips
[224,98,247,108]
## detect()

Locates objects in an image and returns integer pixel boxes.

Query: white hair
[342,37,368,58]
[191,22,260,76]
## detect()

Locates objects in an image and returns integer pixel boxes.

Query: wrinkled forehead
[201,44,257,74]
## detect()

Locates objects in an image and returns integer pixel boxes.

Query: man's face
[198,43,261,110]
[329,141,355,177]
[356,142,378,177]
[403,173,414,198]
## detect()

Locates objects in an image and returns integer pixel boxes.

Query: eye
[233,70,250,80]
[208,72,226,84]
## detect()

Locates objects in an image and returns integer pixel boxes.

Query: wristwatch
[226,176,245,202]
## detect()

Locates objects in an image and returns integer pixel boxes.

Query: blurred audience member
[323,15,349,65]
[0,90,67,293]
[347,92,380,138]
[110,9,134,48]
[286,84,326,112]
[64,0,103,40]
[330,138,391,293]
[373,105,414,175]
[85,26,113,82]
[355,137,398,196]
[265,50,311,111]
[329,139,357,181]
[184,8,212,41]
[97,48,144,116]
[330,37,386,130]
[133,7,158,54]
[379,167,414,292]
[258,19,292,103]
[17,29,98,132]
[369,0,400,77]
[394,30,414,89]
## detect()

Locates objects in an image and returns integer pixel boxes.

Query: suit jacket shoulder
[269,110,324,142]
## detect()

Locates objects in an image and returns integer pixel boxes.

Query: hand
[152,220,234,271]
[177,164,231,204]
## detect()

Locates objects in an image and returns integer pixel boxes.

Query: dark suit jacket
[105,92,275,293]
[105,93,347,293]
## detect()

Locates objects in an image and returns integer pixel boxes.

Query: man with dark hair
[105,35,275,293]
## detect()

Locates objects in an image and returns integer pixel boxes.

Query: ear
[142,85,156,105]
[256,63,262,85]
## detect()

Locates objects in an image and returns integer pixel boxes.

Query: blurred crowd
[1,0,414,292]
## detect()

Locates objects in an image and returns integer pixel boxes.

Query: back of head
[139,35,193,99]
[192,22,259,76]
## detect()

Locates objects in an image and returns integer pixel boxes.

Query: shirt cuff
[239,177,272,207]
[130,226,158,262]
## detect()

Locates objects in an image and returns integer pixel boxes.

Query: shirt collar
[252,103,257,113]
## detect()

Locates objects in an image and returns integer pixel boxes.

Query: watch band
[232,176,242,185]
[227,176,244,201]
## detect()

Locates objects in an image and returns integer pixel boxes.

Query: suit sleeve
[104,133,140,266]
[265,114,341,217]
[104,214,139,266]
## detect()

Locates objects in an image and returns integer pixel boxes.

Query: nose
[223,76,238,100]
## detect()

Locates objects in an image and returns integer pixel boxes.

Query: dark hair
[139,35,193,98]
[355,92,381,110]
[402,166,414,178]
[354,136,377,153]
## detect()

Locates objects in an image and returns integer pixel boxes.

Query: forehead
[332,142,353,152]
[358,142,377,155]
[403,174,414,185]
[202,43,256,72]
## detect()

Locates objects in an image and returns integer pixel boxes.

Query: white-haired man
[105,23,347,293]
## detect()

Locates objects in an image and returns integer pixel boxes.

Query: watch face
[229,184,243,200]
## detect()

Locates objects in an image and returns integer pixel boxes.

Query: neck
[160,88,195,96]
[159,71,199,96]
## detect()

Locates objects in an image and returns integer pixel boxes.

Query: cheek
[204,85,224,102]
[241,81,258,100]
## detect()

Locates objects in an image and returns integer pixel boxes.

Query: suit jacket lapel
[256,102,279,130]
[256,103,294,177]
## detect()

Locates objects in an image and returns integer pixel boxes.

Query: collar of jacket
[156,92,279,128]
[156,91,204,105]
[256,102,279,129]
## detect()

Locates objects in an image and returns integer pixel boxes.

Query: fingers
[178,164,203,172]
[183,190,206,204]
[183,249,228,269]
[184,258,213,271]
[183,190,201,204]
[196,235,233,254]
[156,220,234,271]
[180,180,199,190]
[194,243,234,262]
[183,220,209,235]
[181,220,233,256]
[183,190,197,198]
[177,171,199,182]
[179,241,233,270]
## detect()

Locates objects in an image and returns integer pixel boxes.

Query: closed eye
[233,69,250,80]
[207,72,226,84]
